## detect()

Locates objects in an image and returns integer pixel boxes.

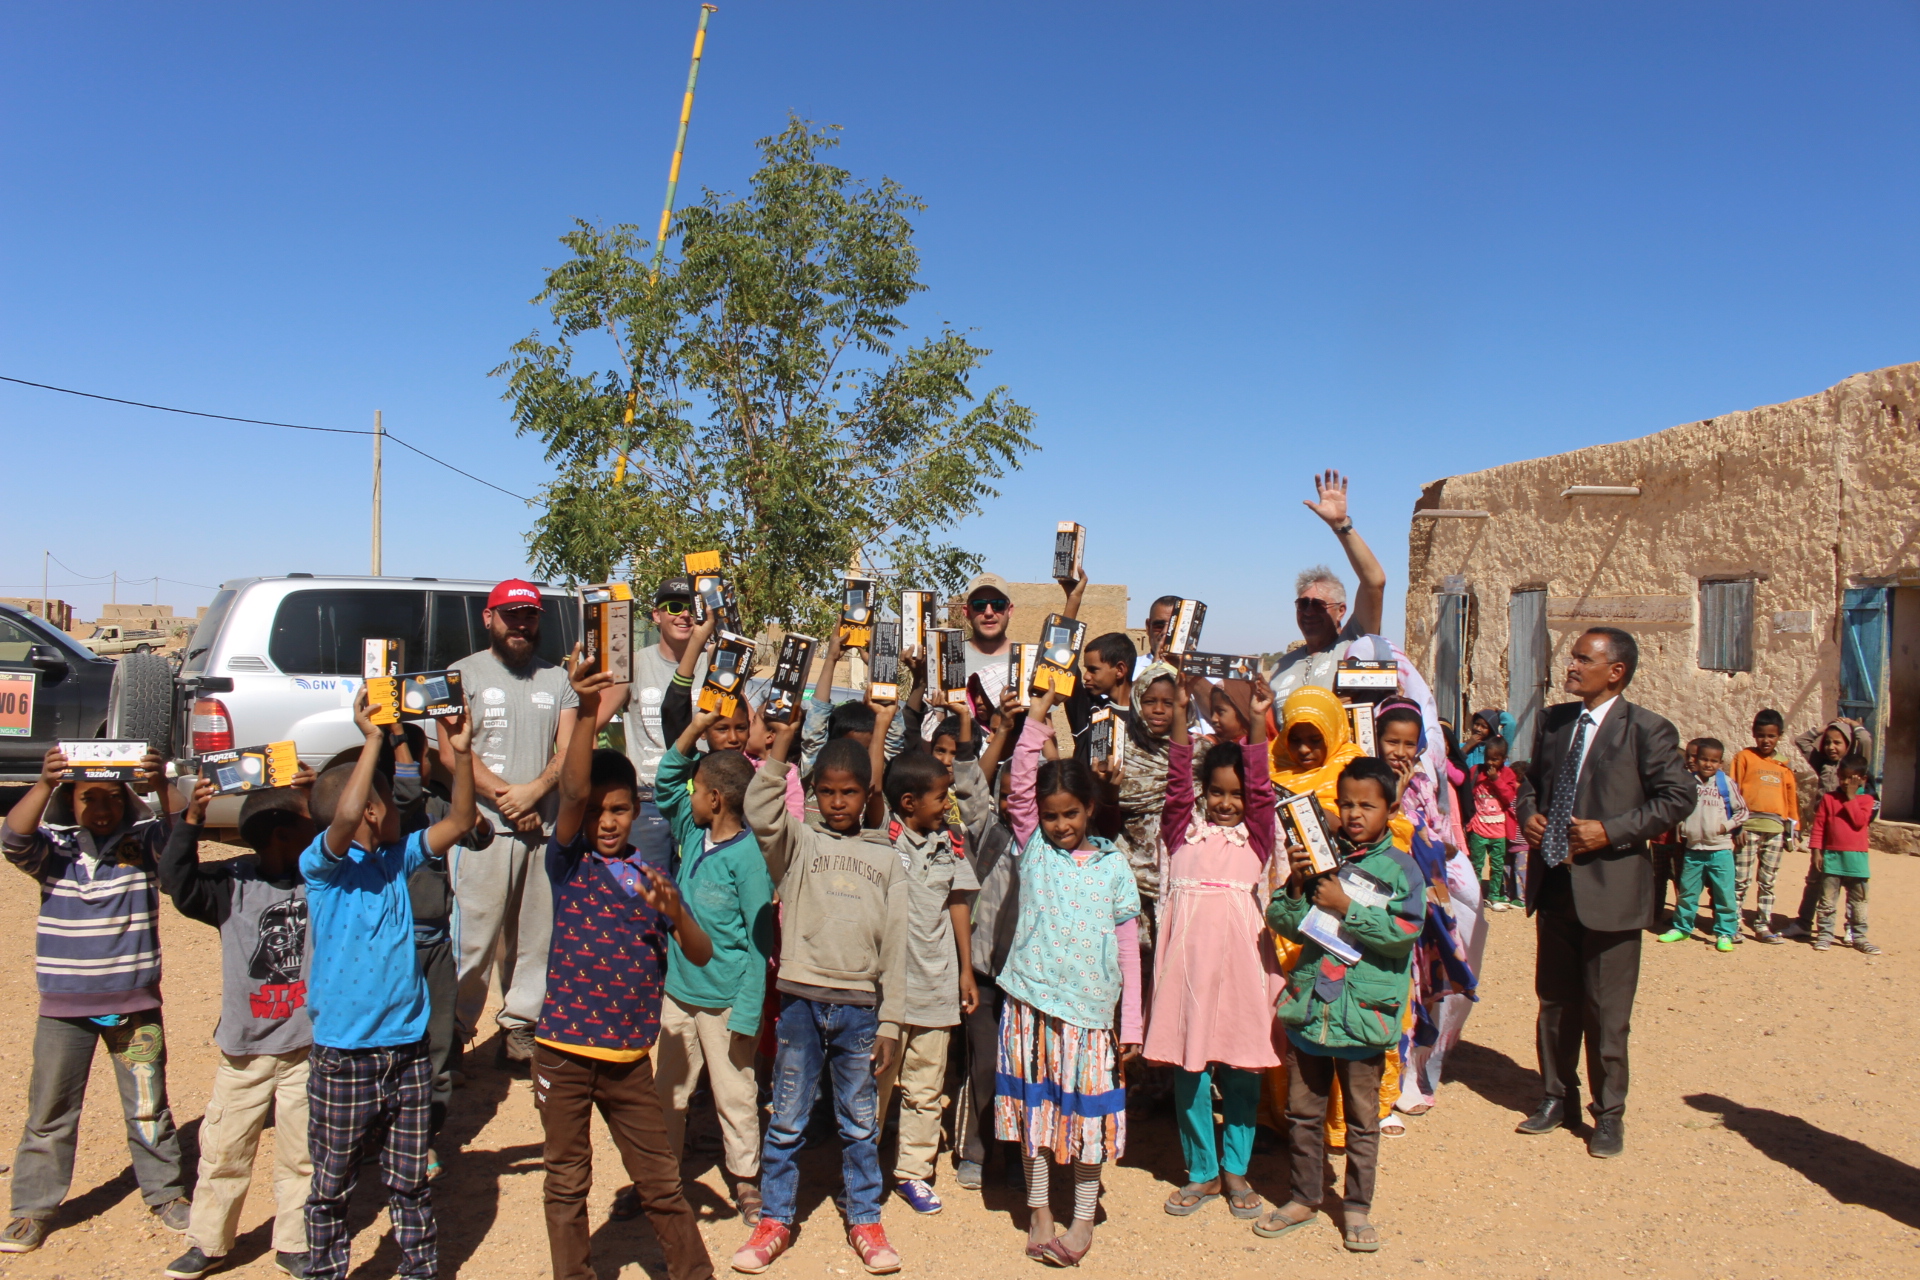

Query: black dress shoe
[1515,1098,1571,1135]
[1588,1114,1624,1158]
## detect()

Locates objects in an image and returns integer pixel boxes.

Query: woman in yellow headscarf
[1258,684,1398,1146]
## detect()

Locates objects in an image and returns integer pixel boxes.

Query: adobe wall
[1404,364,1920,767]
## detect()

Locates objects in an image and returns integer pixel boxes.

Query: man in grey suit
[1515,627,1694,1158]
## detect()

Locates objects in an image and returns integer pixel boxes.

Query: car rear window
[269,589,429,676]
[181,588,239,675]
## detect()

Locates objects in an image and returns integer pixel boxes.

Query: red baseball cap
[486,579,544,611]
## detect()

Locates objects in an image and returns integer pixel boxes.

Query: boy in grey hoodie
[1658,738,1748,952]
[733,716,909,1276]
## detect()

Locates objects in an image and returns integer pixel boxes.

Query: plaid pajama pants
[305,1039,435,1280]
[1735,828,1788,926]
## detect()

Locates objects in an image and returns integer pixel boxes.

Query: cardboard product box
[60,739,147,781]
[367,670,467,725]
[682,551,742,635]
[1166,599,1207,657]
[199,741,302,795]
[1031,613,1087,697]
[1006,642,1040,709]
[1348,701,1377,757]
[1334,658,1399,700]
[683,550,724,577]
[1278,789,1340,875]
[580,582,635,683]
[869,619,903,702]
[362,638,405,679]
[698,632,757,717]
[929,626,968,708]
[840,576,878,650]
[900,590,936,656]
[1178,651,1257,682]
[1088,705,1125,772]
[764,633,817,725]
[1052,521,1086,584]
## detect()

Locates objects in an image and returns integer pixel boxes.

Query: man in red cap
[438,580,585,1073]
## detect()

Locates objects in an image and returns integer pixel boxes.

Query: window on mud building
[1697,578,1755,673]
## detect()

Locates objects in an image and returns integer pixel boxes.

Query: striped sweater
[4,818,168,1017]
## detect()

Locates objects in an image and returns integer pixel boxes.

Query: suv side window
[428,593,476,670]
[0,613,40,662]
[269,590,429,675]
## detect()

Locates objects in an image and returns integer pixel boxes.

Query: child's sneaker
[895,1178,942,1214]
[164,1246,217,1278]
[0,1217,47,1253]
[274,1252,311,1278]
[1855,940,1884,955]
[1656,929,1691,944]
[954,1159,983,1190]
[731,1220,792,1274]
[1812,940,1832,952]
[1779,920,1810,939]
[847,1223,902,1274]
[1715,938,1735,953]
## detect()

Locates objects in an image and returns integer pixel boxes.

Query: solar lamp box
[763,633,816,725]
[839,576,878,650]
[929,626,968,707]
[900,590,936,656]
[1167,599,1207,656]
[1334,658,1399,699]
[682,550,741,634]
[1277,789,1341,876]
[1052,521,1086,584]
[1006,642,1040,709]
[199,741,301,795]
[683,550,724,577]
[869,619,903,702]
[698,632,756,717]
[60,739,147,782]
[1348,701,1378,758]
[366,670,466,725]
[580,582,635,683]
[1178,651,1256,682]
[1088,706,1125,772]
[1030,613,1087,697]
[362,638,405,679]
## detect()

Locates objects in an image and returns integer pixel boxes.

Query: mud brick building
[1403,363,1920,843]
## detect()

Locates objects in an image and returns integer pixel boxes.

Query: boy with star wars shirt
[158,771,320,1280]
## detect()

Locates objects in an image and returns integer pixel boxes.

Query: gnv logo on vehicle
[290,678,360,693]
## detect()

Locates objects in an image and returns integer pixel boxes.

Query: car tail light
[191,697,234,754]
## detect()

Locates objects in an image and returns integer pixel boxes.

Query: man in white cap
[960,573,1016,683]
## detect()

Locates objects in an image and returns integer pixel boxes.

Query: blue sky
[5,2,1918,652]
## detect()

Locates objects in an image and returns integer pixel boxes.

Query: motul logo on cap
[487,579,545,610]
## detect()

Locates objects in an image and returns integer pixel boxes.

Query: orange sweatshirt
[1730,747,1799,829]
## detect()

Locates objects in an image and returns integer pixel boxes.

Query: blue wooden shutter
[1839,586,1890,791]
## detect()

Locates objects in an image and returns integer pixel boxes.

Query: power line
[1,374,540,504]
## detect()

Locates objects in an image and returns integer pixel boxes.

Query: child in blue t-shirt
[299,687,477,1280]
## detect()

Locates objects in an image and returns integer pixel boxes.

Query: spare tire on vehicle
[108,652,176,759]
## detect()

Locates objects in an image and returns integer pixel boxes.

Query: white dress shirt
[1569,694,1620,787]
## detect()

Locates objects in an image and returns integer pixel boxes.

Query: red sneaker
[730,1220,792,1274]
[847,1223,901,1274]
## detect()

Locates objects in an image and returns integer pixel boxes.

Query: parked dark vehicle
[0,604,118,782]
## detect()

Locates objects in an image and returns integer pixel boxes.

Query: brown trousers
[1284,1043,1384,1217]
[534,1043,714,1280]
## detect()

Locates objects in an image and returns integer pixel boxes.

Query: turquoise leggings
[1173,1065,1261,1183]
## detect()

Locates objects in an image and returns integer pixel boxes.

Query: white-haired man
[1269,470,1387,705]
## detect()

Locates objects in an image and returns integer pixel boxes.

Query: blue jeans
[760,995,884,1226]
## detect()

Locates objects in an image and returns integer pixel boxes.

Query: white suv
[177,574,580,826]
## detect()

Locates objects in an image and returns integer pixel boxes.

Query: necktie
[1540,712,1594,868]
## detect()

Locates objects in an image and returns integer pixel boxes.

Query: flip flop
[1343,1223,1382,1253]
[1227,1189,1265,1220]
[1163,1185,1220,1216]
[1252,1208,1318,1239]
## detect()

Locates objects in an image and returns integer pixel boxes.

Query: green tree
[494,117,1037,638]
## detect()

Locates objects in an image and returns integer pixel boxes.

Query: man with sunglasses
[1268,470,1387,707]
[961,573,1017,682]
[604,577,705,874]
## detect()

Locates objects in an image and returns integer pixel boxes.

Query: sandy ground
[0,837,1916,1280]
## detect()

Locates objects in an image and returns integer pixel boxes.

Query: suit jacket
[1516,697,1695,932]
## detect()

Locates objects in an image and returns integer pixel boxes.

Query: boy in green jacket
[650,706,777,1225]
[1259,757,1423,1255]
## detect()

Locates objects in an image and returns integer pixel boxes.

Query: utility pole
[112,570,117,606]
[372,410,384,576]
[617,3,717,487]
[40,551,48,628]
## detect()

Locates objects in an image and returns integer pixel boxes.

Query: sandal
[1039,1237,1090,1267]
[1226,1188,1265,1220]
[733,1180,763,1227]
[1344,1222,1382,1253]
[1251,1205,1318,1239]
[1163,1184,1220,1216]
[1380,1116,1406,1136]
[1398,1103,1431,1117]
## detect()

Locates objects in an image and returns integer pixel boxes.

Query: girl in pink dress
[1145,678,1284,1220]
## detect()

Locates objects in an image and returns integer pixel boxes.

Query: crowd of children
[0,558,1893,1277]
